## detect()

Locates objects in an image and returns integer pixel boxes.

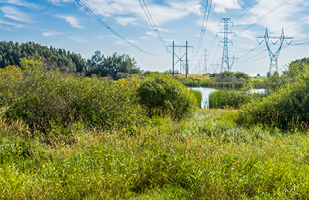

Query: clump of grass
[208,90,250,109]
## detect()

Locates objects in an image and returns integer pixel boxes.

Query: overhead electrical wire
[239,0,290,33]
[138,0,167,50]
[195,0,213,56]
[270,17,309,34]
[233,0,261,22]
[74,0,161,56]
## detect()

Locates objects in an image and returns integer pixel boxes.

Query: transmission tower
[256,28,293,74]
[202,49,209,74]
[217,18,235,72]
[167,41,193,77]
[210,63,220,73]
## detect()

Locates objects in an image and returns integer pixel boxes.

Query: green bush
[237,80,309,129]
[189,89,202,108]
[209,90,250,109]
[4,57,143,132]
[137,74,196,120]
[237,61,309,129]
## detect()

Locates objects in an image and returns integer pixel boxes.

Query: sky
[1,0,309,75]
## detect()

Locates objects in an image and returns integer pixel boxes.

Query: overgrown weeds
[1,109,309,199]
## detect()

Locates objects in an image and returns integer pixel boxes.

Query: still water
[190,87,265,108]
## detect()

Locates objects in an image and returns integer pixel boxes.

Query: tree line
[0,41,141,79]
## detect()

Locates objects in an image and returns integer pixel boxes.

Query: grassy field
[174,74,210,80]
[1,108,309,199]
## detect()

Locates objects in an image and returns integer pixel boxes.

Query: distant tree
[0,41,86,73]
[164,69,180,74]
[86,51,140,79]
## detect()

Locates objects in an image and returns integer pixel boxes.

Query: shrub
[209,90,250,109]
[237,80,309,129]
[137,74,196,120]
[189,89,202,108]
[4,57,143,132]
[0,65,23,106]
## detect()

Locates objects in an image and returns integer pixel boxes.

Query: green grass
[1,109,309,199]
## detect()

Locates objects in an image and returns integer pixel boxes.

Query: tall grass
[208,90,250,109]
[1,109,309,199]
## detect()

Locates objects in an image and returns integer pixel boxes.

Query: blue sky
[1,0,309,75]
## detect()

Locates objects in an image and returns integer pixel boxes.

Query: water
[190,87,265,108]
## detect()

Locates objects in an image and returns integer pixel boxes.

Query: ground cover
[1,109,309,199]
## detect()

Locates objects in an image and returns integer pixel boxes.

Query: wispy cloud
[48,0,73,6]
[115,39,137,46]
[0,6,32,23]
[52,0,202,26]
[56,15,83,29]
[212,0,241,13]
[42,30,63,37]
[0,19,24,28]
[236,0,309,35]
[115,17,137,26]
[0,0,41,9]
[68,36,86,42]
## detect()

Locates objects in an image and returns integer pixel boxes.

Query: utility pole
[202,49,209,74]
[256,28,293,74]
[217,18,235,72]
[167,41,193,77]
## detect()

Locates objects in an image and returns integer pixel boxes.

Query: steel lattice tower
[217,18,235,72]
[202,49,209,74]
[256,28,293,74]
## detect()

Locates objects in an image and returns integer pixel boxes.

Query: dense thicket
[0,41,141,79]
[1,57,143,132]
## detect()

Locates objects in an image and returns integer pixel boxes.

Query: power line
[195,0,213,56]
[270,17,309,34]
[74,0,161,56]
[138,0,167,50]
[234,0,261,22]
[239,0,290,33]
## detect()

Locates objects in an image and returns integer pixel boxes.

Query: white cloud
[56,15,83,29]
[0,6,32,23]
[52,0,203,26]
[0,0,40,9]
[48,0,73,5]
[236,0,309,35]
[115,39,137,46]
[68,36,86,42]
[42,30,63,37]
[115,17,137,26]
[212,0,241,13]
[0,19,24,28]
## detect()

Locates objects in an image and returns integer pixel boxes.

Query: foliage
[0,41,85,72]
[215,71,250,82]
[237,80,309,129]
[0,65,23,106]
[237,61,309,129]
[2,109,309,199]
[189,89,203,108]
[0,41,141,78]
[4,57,143,132]
[137,74,196,120]
[86,51,141,79]
[208,90,251,109]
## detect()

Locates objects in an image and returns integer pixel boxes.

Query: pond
[190,87,265,108]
